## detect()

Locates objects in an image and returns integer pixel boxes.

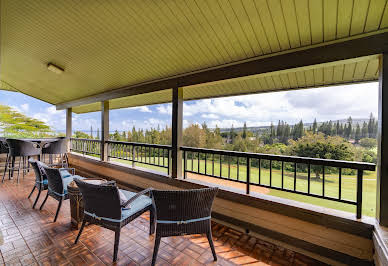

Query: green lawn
[108,156,376,217]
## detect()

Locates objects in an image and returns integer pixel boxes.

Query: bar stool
[2,139,41,183]
[0,138,9,178]
[42,138,68,168]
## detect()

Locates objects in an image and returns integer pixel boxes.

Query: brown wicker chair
[73,178,155,262]
[151,188,218,266]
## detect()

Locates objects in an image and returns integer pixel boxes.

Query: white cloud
[182,82,378,127]
[20,103,29,112]
[201,113,219,119]
[157,104,172,115]
[132,106,152,113]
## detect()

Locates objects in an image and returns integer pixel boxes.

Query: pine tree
[335,120,340,136]
[368,113,375,138]
[229,124,235,144]
[312,118,317,134]
[355,123,361,143]
[276,120,282,139]
[90,125,93,139]
[242,122,247,139]
[96,128,100,140]
[361,121,368,138]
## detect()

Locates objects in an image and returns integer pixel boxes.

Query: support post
[66,108,72,152]
[171,87,183,178]
[101,101,109,161]
[377,53,388,226]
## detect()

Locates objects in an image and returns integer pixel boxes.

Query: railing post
[246,157,250,194]
[66,108,72,153]
[101,101,109,161]
[171,87,183,178]
[132,145,136,168]
[377,52,388,226]
[356,169,363,219]
[183,150,187,179]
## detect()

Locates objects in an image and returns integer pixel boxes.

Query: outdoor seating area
[0,168,324,265]
[1,1,388,265]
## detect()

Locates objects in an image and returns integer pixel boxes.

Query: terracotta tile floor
[0,172,326,265]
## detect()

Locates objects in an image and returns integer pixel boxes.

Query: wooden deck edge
[212,212,372,266]
[373,227,388,266]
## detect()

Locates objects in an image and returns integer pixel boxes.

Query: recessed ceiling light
[47,63,64,74]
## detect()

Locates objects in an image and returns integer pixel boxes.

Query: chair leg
[53,199,63,222]
[149,209,155,235]
[151,236,161,266]
[2,154,9,183]
[113,229,121,262]
[28,186,36,198]
[16,158,21,183]
[32,188,41,209]
[206,232,217,261]
[40,192,49,210]
[75,219,86,244]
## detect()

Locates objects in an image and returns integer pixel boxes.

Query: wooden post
[377,53,388,226]
[66,108,72,152]
[171,87,183,178]
[101,101,109,161]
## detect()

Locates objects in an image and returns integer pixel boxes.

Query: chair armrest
[123,188,153,208]
[59,168,75,175]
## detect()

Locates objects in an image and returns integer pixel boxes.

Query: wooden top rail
[107,140,171,149]
[181,146,376,171]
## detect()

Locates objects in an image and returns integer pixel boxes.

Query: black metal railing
[181,146,376,219]
[70,138,101,156]
[107,140,171,170]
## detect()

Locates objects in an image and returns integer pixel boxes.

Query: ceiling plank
[56,32,388,110]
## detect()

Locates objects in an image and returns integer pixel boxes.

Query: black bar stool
[42,138,68,168]
[0,138,10,177]
[2,139,41,183]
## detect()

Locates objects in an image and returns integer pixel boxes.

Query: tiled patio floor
[0,172,326,265]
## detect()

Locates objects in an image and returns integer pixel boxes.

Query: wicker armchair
[151,188,218,266]
[28,159,49,209]
[42,138,68,167]
[39,165,76,222]
[73,178,154,262]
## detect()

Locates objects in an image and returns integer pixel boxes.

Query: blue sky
[0,82,378,133]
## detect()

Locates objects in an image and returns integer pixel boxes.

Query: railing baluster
[220,155,222,177]
[212,154,215,176]
[356,170,363,219]
[258,159,261,185]
[339,168,342,200]
[308,164,311,194]
[269,160,272,187]
[198,152,200,173]
[205,153,207,175]
[281,161,284,189]
[246,157,250,194]
[294,162,297,191]
[237,157,240,181]
[322,166,325,196]
[191,152,194,171]
[183,150,187,179]
[228,156,231,179]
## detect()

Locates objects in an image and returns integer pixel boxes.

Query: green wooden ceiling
[1,0,387,113]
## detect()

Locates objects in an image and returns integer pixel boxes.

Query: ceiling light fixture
[47,63,64,74]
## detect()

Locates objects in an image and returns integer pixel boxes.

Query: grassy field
[108,156,376,217]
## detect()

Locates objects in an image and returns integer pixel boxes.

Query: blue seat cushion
[59,169,71,178]
[119,189,152,219]
[62,175,83,194]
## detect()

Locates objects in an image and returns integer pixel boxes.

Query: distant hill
[218,118,371,133]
